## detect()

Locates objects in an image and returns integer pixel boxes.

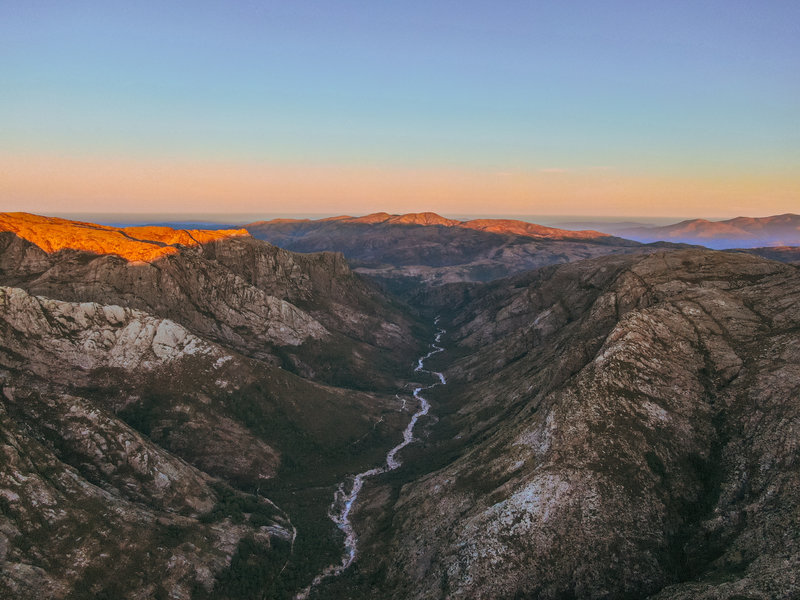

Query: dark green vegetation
[212,535,292,599]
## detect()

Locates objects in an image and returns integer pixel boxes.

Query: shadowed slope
[322,249,800,600]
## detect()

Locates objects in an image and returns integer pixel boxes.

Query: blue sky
[1,1,798,216]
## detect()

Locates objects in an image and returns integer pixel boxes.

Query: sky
[1,1,798,219]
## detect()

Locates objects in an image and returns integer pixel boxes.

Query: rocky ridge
[245,211,652,290]
[0,212,249,262]
[0,214,430,598]
[0,212,422,388]
[322,249,800,600]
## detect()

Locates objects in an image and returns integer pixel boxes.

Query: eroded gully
[296,318,447,599]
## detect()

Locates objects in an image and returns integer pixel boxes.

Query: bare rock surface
[326,250,800,600]
[0,213,424,390]
[3,213,799,600]
[0,215,428,599]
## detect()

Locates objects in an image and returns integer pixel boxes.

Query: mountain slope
[4,213,798,600]
[0,214,430,598]
[0,287,292,598]
[321,249,800,600]
[0,212,423,389]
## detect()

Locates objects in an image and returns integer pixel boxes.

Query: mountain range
[596,213,800,249]
[244,213,800,294]
[0,212,427,598]
[1,211,798,600]
[245,212,659,294]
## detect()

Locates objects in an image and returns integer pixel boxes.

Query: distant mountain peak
[613,213,800,248]
[0,212,250,262]
[385,212,461,226]
[324,212,461,226]
[253,211,611,241]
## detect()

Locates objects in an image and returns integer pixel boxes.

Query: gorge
[1,212,799,600]
[299,319,446,598]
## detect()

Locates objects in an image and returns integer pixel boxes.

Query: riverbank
[296,319,447,599]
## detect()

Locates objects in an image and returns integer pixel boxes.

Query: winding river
[296,318,447,599]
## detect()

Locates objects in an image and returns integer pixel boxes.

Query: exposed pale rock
[0,286,216,372]
[345,250,800,600]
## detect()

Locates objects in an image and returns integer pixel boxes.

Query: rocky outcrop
[0,213,424,389]
[333,250,800,600]
[0,215,429,599]
[0,286,216,372]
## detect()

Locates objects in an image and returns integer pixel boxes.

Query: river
[296,318,447,599]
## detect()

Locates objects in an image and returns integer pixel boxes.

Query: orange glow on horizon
[1,154,798,219]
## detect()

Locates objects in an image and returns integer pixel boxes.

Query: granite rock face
[0,286,295,598]
[0,212,423,388]
[335,250,800,600]
[0,215,428,599]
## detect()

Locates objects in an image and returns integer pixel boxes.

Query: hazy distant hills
[598,213,800,249]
